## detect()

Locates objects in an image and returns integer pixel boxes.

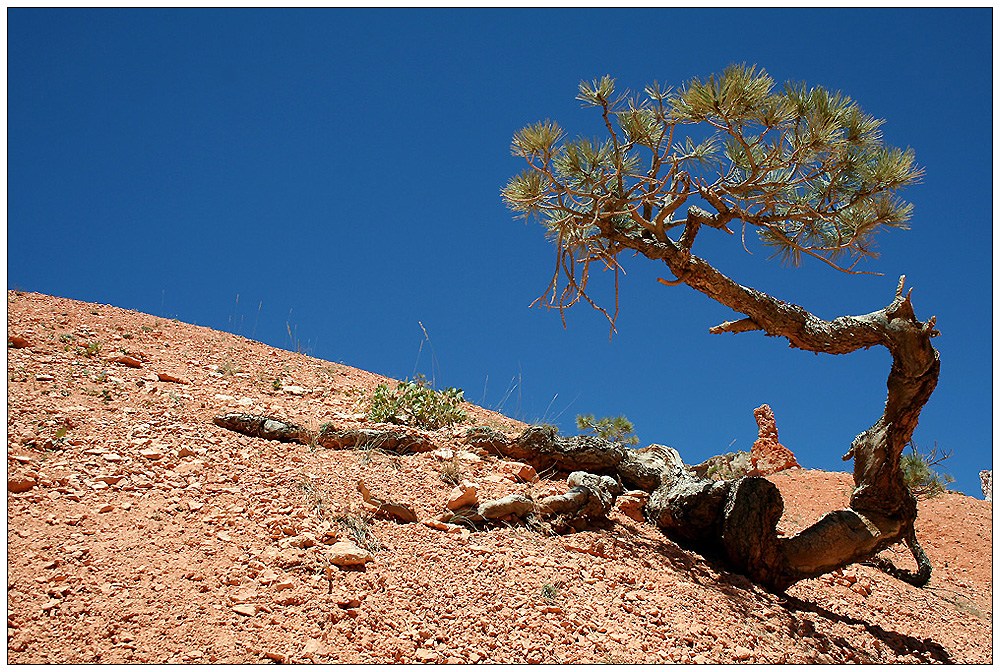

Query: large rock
[326,541,374,567]
[446,480,479,510]
[463,426,513,455]
[8,475,36,493]
[478,494,534,520]
[616,490,649,522]
[496,461,538,483]
[749,405,799,475]
[981,470,992,502]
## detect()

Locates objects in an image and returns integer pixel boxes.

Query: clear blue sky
[8,9,992,497]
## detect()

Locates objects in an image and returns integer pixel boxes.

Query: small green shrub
[367,375,467,429]
[901,441,954,499]
[576,413,639,446]
[76,341,102,358]
[540,581,563,603]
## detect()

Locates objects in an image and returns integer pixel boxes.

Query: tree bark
[587,225,941,591]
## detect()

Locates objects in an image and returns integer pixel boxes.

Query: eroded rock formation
[750,405,799,476]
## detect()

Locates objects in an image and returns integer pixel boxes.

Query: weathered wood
[212,413,313,445]
[315,427,436,453]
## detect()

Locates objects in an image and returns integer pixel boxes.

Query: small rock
[733,646,753,661]
[97,504,114,514]
[302,638,325,656]
[156,373,190,384]
[108,355,143,368]
[174,460,204,475]
[35,374,55,382]
[102,453,124,463]
[498,461,538,483]
[258,569,279,585]
[281,385,308,395]
[326,541,373,567]
[335,595,362,609]
[8,476,36,493]
[8,335,31,348]
[616,491,648,523]
[263,651,287,663]
[447,480,479,510]
[177,446,196,458]
[289,533,317,549]
[273,580,294,591]
[94,475,125,485]
[415,648,437,663]
[421,519,462,533]
[139,448,162,460]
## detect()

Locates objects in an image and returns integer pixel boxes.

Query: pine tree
[503,65,939,590]
[576,413,639,446]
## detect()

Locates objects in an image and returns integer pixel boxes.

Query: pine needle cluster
[503,64,922,290]
[576,413,639,446]
[901,441,954,499]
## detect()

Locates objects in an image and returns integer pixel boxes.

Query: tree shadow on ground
[609,520,953,664]
[778,593,953,664]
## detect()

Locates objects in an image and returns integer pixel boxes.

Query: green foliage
[503,64,922,286]
[576,413,639,446]
[367,374,467,429]
[76,341,102,358]
[540,581,563,603]
[901,441,954,499]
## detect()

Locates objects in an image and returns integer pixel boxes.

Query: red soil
[6,291,992,664]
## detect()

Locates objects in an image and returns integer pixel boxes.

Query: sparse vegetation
[438,454,464,485]
[75,341,102,358]
[901,441,954,499]
[328,501,382,554]
[218,359,241,376]
[576,413,639,446]
[367,374,467,429]
[540,581,563,603]
[705,461,749,481]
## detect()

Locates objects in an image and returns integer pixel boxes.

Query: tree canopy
[502,65,940,591]
[503,64,923,327]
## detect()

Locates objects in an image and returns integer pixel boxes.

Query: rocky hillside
[6,290,992,664]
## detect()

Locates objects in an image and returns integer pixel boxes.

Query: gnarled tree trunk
[596,220,939,590]
[510,216,941,591]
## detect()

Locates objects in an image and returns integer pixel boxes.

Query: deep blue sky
[8,9,992,497]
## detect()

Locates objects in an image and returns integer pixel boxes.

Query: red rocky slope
[6,291,992,664]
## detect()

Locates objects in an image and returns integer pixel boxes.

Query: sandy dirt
[6,290,992,664]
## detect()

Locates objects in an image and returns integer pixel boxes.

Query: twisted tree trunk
[590,225,941,590]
